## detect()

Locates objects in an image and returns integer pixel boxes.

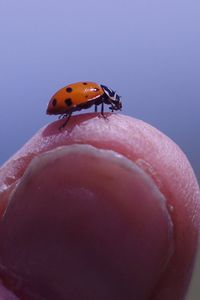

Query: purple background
[0,0,199,182]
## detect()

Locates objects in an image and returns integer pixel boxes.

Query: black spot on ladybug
[83,82,88,85]
[85,95,89,98]
[66,87,73,93]
[65,98,73,106]
[52,99,57,106]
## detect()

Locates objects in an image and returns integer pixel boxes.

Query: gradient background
[0,1,199,299]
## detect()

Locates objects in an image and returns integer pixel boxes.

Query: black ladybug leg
[95,104,98,113]
[109,103,114,112]
[59,112,72,129]
[101,102,106,117]
[107,99,115,112]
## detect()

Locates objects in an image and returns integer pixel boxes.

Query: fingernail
[0,144,174,300]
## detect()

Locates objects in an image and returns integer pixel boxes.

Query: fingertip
[0,113,199,300]
[0,145,174,299]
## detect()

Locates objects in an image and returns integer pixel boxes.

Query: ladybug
[46,81,122,128]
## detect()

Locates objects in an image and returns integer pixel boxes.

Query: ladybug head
[101,84,122,111]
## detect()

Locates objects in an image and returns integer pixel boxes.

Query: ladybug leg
[106,99,115,112]
[109,103,114,112]
[59,113,72,130]
[101,102,107,118]
[101,102,104,115]
[95,104,98,113]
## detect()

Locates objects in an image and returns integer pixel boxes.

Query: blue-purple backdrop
[0,0,199,181]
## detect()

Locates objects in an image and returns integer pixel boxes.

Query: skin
[0,113,199,300]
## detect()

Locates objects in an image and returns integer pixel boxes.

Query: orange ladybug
[46,81,122,128]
